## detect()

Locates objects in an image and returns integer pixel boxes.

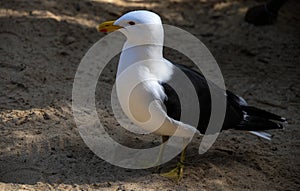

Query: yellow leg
[160,140,188,183]
[154,136,169,172]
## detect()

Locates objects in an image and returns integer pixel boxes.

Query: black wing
[161,63,285,134]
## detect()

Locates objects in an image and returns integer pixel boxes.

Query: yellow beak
[98,20,122,33]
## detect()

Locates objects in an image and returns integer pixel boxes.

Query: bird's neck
[117,44,164,75]
[123,43,163,59]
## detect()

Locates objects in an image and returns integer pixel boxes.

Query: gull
[98,10,286,182]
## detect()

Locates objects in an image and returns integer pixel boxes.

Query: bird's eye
[128,21,136,25]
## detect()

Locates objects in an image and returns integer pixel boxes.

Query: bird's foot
[160,162,184,183]
[153,164,162,173]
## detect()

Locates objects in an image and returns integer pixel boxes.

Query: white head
[98,10,164,47]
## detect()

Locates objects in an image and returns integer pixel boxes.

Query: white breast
[116,57,198,137]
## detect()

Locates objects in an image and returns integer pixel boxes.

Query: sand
[0,0,299,190]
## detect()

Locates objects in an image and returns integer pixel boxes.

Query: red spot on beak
[100,29,107,33]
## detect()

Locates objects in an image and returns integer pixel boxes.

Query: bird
[98,10,287,182]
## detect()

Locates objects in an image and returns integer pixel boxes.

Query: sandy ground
[0,0,299,190]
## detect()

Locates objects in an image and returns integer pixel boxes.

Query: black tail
[236,106,287,131]
[241,106,286,122]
